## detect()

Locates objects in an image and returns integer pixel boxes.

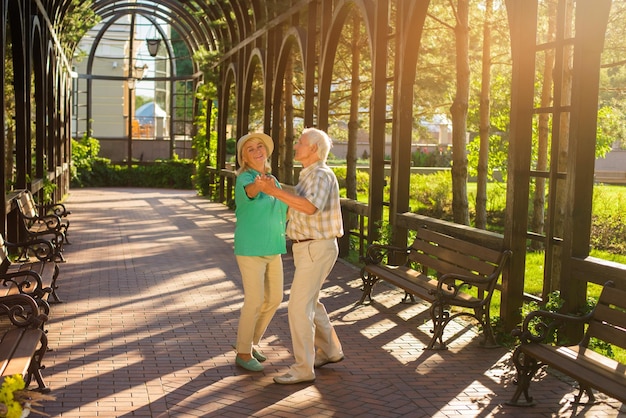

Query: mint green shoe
[232,344,267,362]
[236,356,264,372]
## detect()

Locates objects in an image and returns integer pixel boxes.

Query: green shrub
[409,171,453,218]
[71,135,194,189]
[411,146,453,167]
[590,186,626,252]
[71,134,112,187]
[331,167,347,189]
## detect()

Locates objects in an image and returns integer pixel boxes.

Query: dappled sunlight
[360,318,397,339]
[38,189,624,417]
[381,332,424,365]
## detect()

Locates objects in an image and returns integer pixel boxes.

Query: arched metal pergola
[1,0,624,333]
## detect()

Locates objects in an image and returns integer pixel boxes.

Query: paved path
[39,188,624,417]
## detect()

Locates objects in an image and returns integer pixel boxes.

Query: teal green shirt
[234,169,288,256]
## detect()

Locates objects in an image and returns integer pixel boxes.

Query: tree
[450,0,470,225]
[475,0,494,230]
[346,14,362,201]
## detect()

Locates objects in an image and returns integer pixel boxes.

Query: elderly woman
[232,132,287,371]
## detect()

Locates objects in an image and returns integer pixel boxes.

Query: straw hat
[236,133,274,165]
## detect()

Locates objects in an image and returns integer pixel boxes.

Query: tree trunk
[450,0,470,225]
[282,56,294,184]
[347,15,360,201]
[475,0,493,230]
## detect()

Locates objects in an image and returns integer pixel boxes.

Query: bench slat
[0,327,23,375]
[410,235,499,278]
[518,343,626,403]
[416,228,504,263]
[364,264,480,304]
[2,333,42,377]
[563,346,626,379]
[596,284,626,308]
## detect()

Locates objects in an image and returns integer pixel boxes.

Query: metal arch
[388,0,431,240]
[273,26,307,85]
[240,47,266,131]
[176,1,219,51]
[81,13,176,77]
[165,0,218,50]
[197,3,230,53]
[92,0,225,53]
[93,0,210,54]
[8,0,30,190]
[211,0,237,49]
[250,0,266,29]
[317,0,375,130]
[271,26,307,124]
[217,62,238,180]
[94,7,202,63]
[31,18,47,182]
[270,26,308,175]
[230,0,251,41]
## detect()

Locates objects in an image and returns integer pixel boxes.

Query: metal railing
[208,167,626,294]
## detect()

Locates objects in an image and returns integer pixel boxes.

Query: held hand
[254,174,277,194]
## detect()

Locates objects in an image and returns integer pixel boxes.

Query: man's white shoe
[273,373,316,385]
[314,354,345,369]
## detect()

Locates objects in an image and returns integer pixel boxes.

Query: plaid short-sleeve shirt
[286,161,344,240]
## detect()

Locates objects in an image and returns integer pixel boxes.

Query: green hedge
[71,136,194,189]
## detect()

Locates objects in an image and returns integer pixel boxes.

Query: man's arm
[256,176,317,215]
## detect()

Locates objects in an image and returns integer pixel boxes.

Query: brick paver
[38,188,625,417]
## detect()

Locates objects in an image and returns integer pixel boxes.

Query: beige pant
[287,239,343,378]
[235,254,284,354]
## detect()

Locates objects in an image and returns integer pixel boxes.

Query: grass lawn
[338,173,626,361]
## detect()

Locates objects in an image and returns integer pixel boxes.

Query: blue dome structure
[135,102,167,125]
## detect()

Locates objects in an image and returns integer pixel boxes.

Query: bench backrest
[583,282,626,351]
[0,235,10,271]
[16,192,37,219]
[408,226,508,293]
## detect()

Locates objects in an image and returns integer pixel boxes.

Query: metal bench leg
[26,332,50,393]
[476,306,498,348]
[426,299,449,350]
[48,264,63,304]
[506,348,540,406]
[357,271,378,305]
[573,383,596,405]
[401,292,416,304]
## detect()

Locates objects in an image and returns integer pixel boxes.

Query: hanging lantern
[147,39,160,57]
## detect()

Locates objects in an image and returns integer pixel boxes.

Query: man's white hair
[302,127,332,162]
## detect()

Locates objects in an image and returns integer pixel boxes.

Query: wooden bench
[359,226,511,349]
[21,189,71,220]
[0,234,61,314]
[15,191,67,262]
[0,294,49,391]
[507,281,626,406]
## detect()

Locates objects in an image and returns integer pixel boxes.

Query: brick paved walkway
[38,188,625,417]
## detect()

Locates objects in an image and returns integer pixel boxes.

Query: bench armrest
[38,202,71,218]
[436,272,495,295]
[0,270,51,299]
[0,294,48,328]
[512,309,593,344]
[4,238,58,262]
[361,243,410,266]
[21,211,64,231]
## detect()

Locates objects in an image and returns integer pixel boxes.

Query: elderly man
[256,127,345,384]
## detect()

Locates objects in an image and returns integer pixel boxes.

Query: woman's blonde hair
[236,137,272,175]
